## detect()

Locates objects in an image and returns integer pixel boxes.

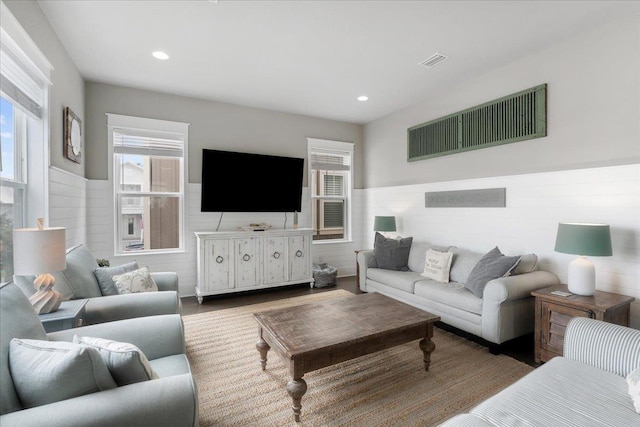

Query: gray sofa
[0,282,198,427]
[440,317,640,426]
[357,241,560,347]
[14,244,181,325]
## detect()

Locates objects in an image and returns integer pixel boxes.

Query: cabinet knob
[588,310,595,319]
[295,250,303,257]
[273,252,281,259]
[242,254,251,262]
[216,256,224,264]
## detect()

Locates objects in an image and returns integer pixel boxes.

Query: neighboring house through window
[0,3,52,282]
[307,138,353,242]
[107,114,189,255]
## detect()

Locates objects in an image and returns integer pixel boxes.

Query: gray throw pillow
[465,247,521,298]
[9,338,117,409]
[94,261,139,296]
[369,232,413,271]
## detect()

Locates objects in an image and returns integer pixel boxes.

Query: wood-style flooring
[180,275,537,367]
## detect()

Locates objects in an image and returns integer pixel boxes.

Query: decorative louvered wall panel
[408,84,546,161]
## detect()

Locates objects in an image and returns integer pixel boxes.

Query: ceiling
[37,0,638,124]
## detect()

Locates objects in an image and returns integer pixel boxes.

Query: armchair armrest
[47,314,186,360]
[564,317,640,377]
[483,270,560,303]
[0,374,198,427]
[83,290,181,325]
[356,250,374,292]
[151,272,179,292]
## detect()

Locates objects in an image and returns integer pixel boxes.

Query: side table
[354,249,369,288]
[39,299,88,333]
[532,284,634,363]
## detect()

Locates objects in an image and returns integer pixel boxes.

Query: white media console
[194,228,314,303]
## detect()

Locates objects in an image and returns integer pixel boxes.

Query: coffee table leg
[256,330,270,371]
[419,323,436,371]
[286,378,307,422]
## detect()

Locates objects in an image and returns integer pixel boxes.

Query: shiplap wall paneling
[48,167,87,248]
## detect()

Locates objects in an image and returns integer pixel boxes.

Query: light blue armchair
[13,244,181,325]
[0,282,198,427]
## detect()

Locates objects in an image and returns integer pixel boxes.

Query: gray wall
[84,82,364,187]
[5,0,85,177]
[363,13,640,188]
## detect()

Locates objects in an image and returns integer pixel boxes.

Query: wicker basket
[312,263,337,288]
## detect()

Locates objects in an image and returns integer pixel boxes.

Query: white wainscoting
[362,163,640,329]
[49,167,87,248]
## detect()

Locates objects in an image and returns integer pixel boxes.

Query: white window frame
[307,138,353,243]
[107,113,189,256]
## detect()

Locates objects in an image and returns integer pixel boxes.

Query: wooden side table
[39,299,88,333]
[354,249,368,288]
[532,284,634,363]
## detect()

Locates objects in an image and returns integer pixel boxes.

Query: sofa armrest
[47,314,186,360]
[82,290,181,325]
[483,270,560,303]
[0,374,198,427]
[438,413,495,427]
[151,271,179,292]
[356,250,374,292]
[564,317,640,377]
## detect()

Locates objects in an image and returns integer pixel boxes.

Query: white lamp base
[29,273,62,314]
[567,256,596,296]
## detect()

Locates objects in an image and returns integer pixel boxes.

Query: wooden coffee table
[253,292,440,421]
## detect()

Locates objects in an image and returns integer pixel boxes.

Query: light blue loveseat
[439,317,640,426]
[14,244,181,325]
[0,282,198,427]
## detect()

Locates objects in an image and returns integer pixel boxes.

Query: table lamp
[13,220,66,314]
[554,222,612,296]
[374,216,396,236]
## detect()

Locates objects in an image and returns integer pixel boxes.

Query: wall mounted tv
[201,149,304,213]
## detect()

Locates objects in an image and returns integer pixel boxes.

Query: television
[201,149,304,212]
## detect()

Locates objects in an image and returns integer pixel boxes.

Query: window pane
[323,174,344,196]
[323,201,344,227]
[119,196,180,252]
[118,154,181,193]
[0,186,24,282]
[1,98,16,181]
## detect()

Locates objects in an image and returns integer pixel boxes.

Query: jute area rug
[183,290,533,427]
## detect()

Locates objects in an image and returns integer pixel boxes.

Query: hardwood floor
[180,275,537,367]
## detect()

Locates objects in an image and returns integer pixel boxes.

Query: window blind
[0,45,43,118]
[113,130,184,158]
[310,152,351,171]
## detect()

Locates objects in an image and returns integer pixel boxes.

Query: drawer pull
[588,310,595,319]
[295,250,303,258]
[242,254,251,262]
[273,252,281,259]
[216,256,224,264]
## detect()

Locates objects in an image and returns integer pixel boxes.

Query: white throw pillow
[9,338,116,408]
[73,335,159,386]
[112,266,158,294]
[627,366,640,414]
[420,249,453,283]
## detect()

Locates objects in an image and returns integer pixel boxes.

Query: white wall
[49,167,86,248]
[363,163,640,328]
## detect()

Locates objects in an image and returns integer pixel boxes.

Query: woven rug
[183,290,534,426]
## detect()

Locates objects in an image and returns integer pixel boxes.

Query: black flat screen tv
[201,149,304,212]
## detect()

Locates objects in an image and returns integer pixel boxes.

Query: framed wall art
[64,106,82,163]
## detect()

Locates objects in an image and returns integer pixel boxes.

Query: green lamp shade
[554,222,612,256]
[374,216,396,232]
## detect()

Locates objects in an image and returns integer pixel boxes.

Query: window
[308,138,353,242]
[108,114,189,255]
[0,3,52,282]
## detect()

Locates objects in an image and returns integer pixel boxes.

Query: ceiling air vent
[418,52,449,68]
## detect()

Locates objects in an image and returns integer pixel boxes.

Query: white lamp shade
[13,227,66,275]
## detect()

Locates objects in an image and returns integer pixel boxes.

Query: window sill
[312,239,352,245]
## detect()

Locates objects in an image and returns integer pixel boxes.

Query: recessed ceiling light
[357,95,369,102]
[152,51,169,60]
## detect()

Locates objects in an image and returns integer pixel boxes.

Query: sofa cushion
[94,261,139,296]
[420,249,453,283]
[9,338,117,409]
[367,268,423,294]
[470,357,637,426]
[407,242,451,273]
[62,244,103,299]
[112,266,159,294]
[368,232,412,271]
[465,247,520,298]
[449,247,484,284]
[73,335,159,386]
[414,279,483,315]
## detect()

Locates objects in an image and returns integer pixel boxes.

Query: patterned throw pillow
[420,249,453,283]
[73,335,159,386]
[627,366,640,414]
[111,266,159,294]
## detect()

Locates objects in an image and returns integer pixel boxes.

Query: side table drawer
[541,301,592,356]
